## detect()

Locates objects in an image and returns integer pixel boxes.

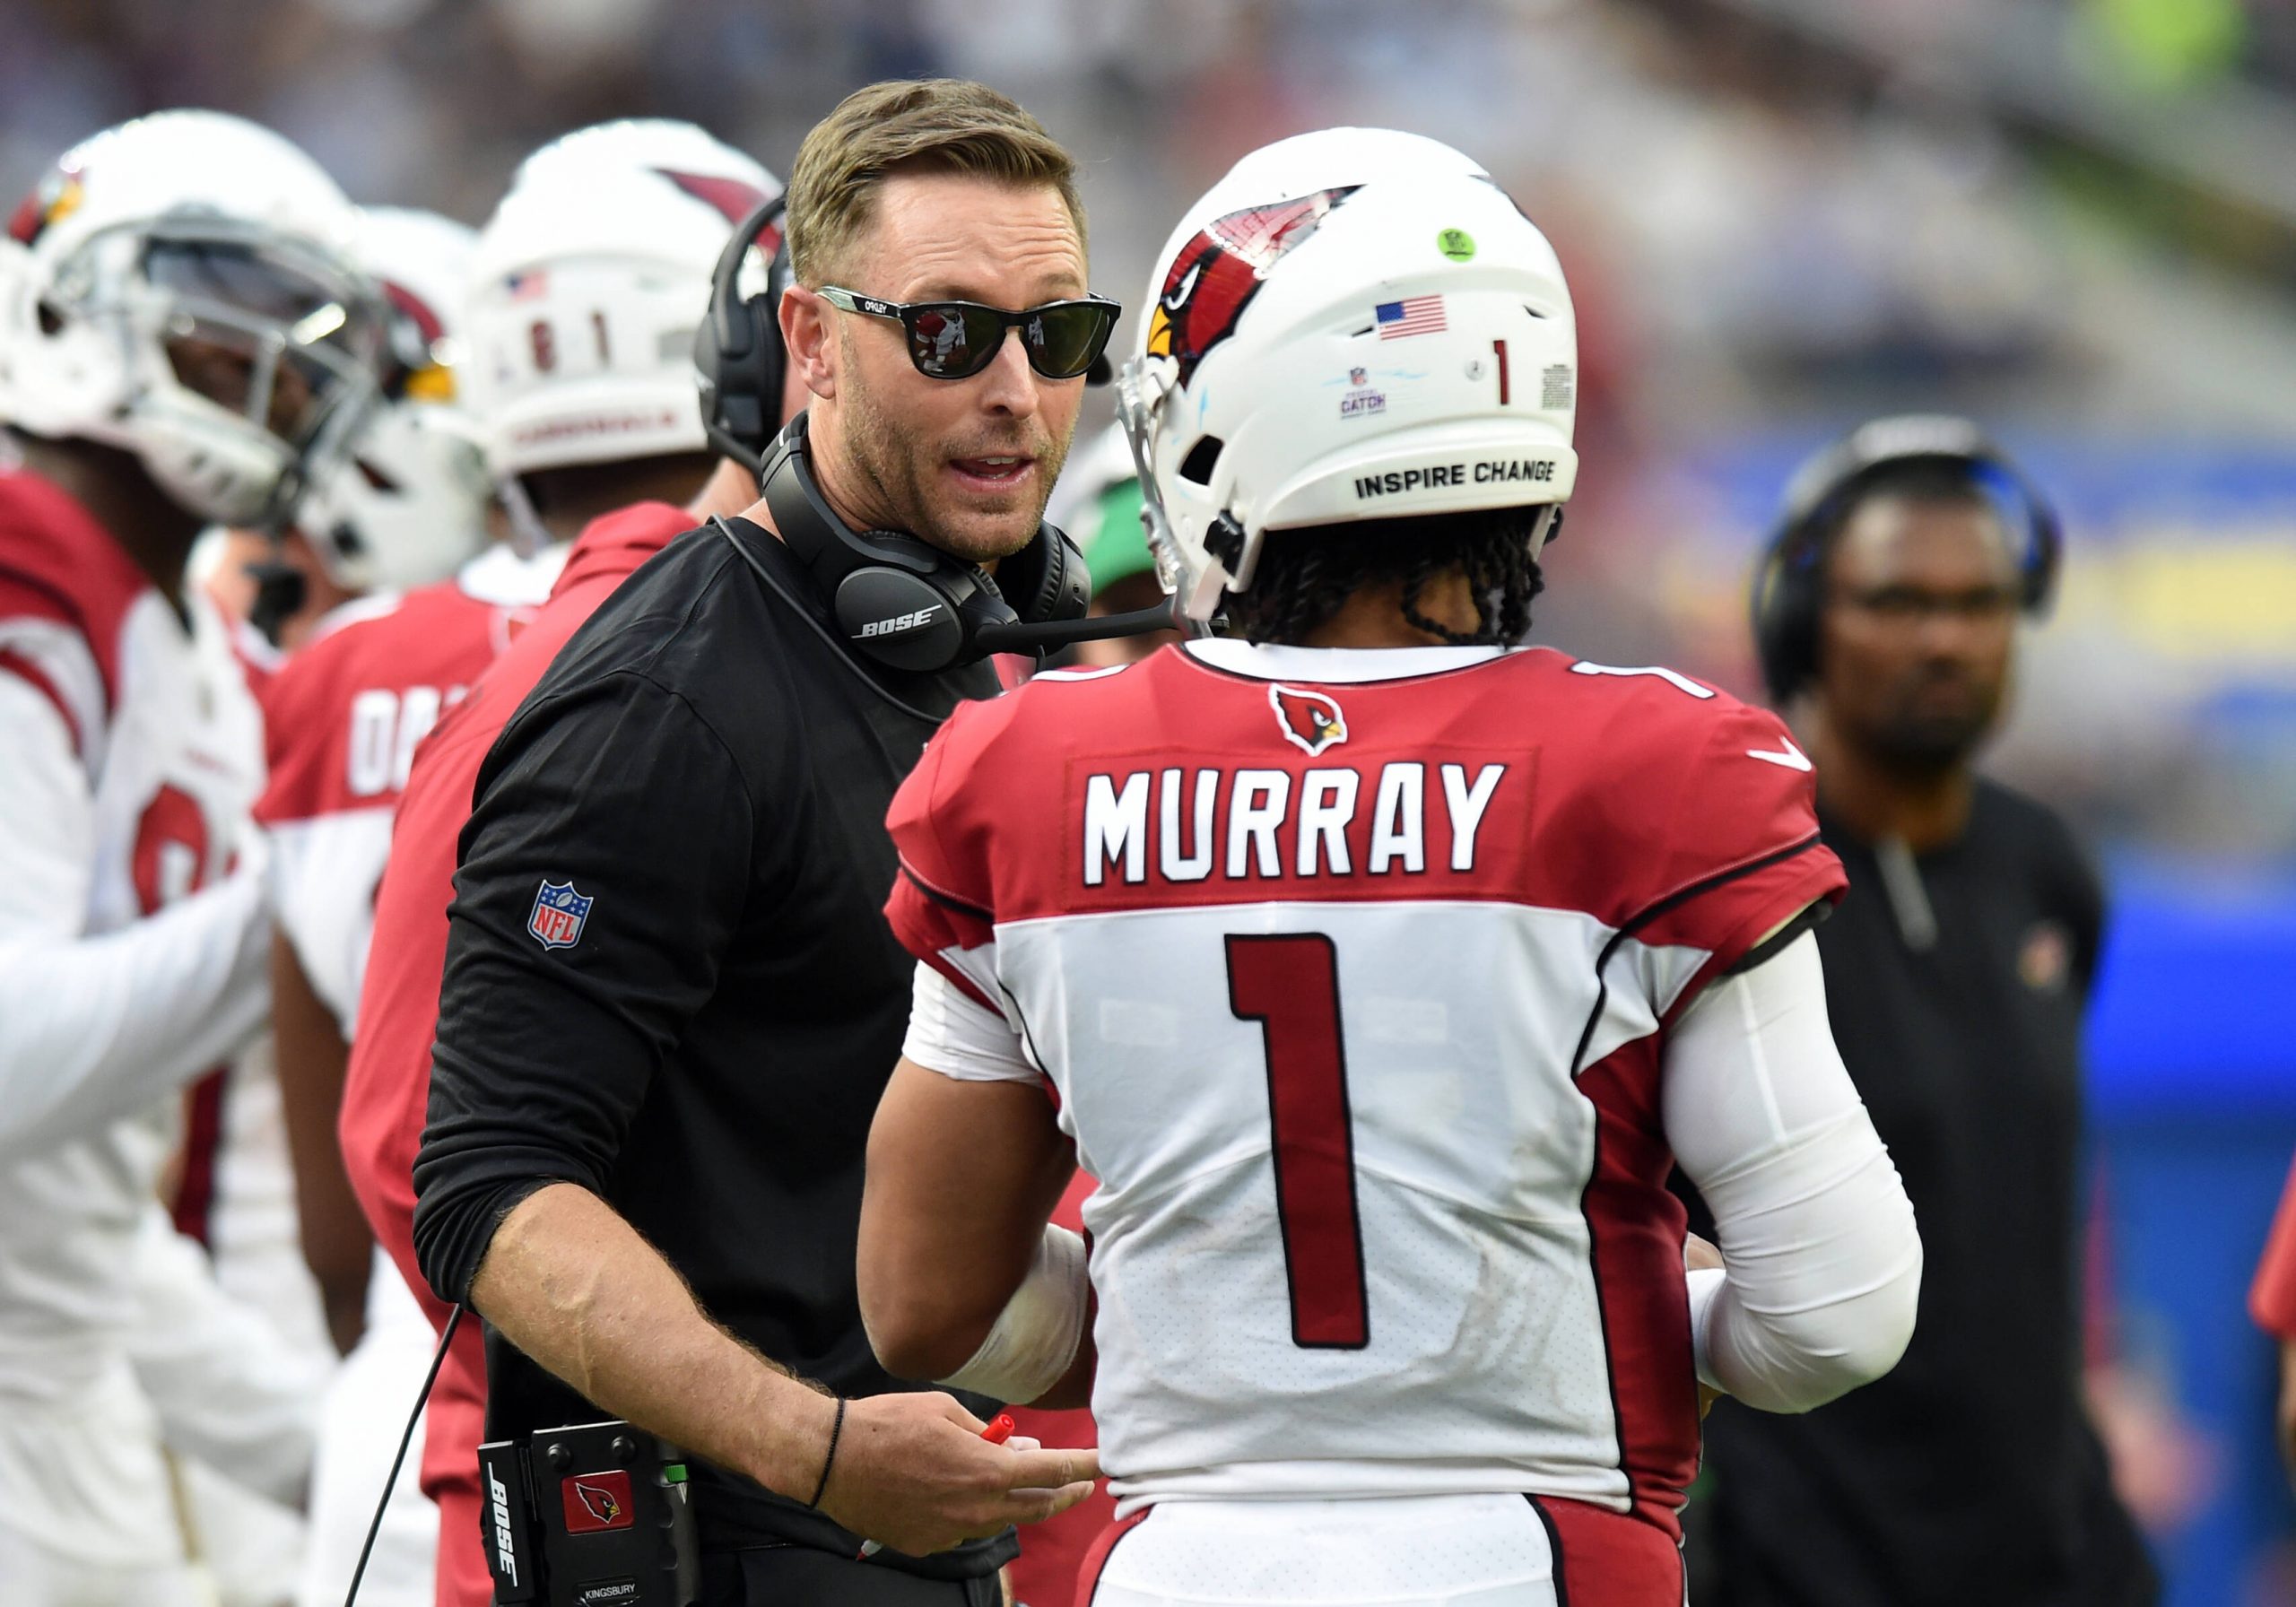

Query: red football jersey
[885,639,1845,1555]
[256,548,562,1033]
[342,501,691,1607]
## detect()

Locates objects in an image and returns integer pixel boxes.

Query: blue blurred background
[5,0,2292,1597]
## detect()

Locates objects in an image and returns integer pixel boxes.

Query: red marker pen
[857,1414,1021,1558]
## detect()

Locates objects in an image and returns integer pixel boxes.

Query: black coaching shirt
[1684,779,2156,1607]
[410,516,1011,1573]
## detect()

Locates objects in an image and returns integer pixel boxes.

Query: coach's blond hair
[785,79,1084,287]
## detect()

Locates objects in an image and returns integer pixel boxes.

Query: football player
[242,201,500,1607]
[857,130,1924,1606]
[337,119,786,1607]
[0,110,390,1604]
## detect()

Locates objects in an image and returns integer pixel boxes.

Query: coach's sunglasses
[818,285,1120,381]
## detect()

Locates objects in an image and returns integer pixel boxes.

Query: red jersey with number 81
[883,638,1844,1532]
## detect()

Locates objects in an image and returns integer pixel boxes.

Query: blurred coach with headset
[1681,417,2157,1607]
[411,80,1132,1605]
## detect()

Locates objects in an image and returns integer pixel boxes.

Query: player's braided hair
[1218,505,1548,647]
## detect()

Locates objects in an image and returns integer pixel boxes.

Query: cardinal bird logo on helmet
[6,163,84,248]
[651,168,773,226]
[1271,684,1348,757]
[1146,187,1358,387]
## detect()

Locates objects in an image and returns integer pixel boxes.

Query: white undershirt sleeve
[901,960,1038,1084]
[0,674,270,1158]
[1662,932,1923,1413]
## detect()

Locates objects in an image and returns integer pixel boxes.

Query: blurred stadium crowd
[4,3,2295,1605]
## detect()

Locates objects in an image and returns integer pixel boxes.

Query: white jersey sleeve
[1662,933,1922,1413]
[0,670,97,937]
[0,674,270,1157]
[123,1202,320,1506]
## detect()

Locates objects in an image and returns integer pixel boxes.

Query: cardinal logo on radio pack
[563,1471,634,1534]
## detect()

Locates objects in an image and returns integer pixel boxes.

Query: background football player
[858,129,1924,1607]
[0,109,389,1605]
[245,200,502,1607]
[337,117,784,1607]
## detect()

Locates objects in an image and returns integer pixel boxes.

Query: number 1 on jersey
[1226,934,1370,1349]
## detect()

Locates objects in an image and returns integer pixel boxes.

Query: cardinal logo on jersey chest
[1270,684,1348,757]
[528,880,593,950]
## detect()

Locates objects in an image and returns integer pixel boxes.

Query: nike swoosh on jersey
[1747,738,1813,771]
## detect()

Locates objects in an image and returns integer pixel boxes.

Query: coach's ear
[778,283,837,404]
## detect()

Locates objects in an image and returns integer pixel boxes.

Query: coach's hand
[816,1391,1100,1556]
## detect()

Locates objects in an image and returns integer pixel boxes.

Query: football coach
[412,80,1114,1607]
[1684,418,2156,1607]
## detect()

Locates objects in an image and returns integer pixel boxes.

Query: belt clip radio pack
[479,1420,698,1607]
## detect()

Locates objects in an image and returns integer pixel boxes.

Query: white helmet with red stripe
[0,109,392,526]
[1119,128,1578,623]
[301,206,491,592]
[464,120,779,478]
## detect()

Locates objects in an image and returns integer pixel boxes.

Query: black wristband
[806,1397,846,1509]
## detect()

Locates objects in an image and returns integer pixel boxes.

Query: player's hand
[816,1392,1099,1557]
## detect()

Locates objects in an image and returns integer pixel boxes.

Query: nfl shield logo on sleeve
[527,881,593,950]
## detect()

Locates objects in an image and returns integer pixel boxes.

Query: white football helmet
[300,206,491,593]
[0,110,391,526]
[464,120,778,480]
[1119,128,1578,623]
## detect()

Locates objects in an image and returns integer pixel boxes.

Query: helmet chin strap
[494,473,554,560]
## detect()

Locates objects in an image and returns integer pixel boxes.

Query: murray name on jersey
[1082,760,1507,887]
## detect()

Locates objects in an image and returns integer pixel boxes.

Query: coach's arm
[859,965,1095,1410]
[413,673,1094,1556]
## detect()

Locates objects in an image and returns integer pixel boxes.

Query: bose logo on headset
[856,606,943,639]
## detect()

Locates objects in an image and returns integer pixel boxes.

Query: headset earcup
[697,195,792,473]
[993,525,1092,626]
[831,566,972,673]
[752,248,790,434]
[1752,525,1819,706]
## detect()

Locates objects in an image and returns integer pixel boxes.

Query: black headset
[695,191,796,473]
[748,411,1097,673]
[1750,413,2061,705]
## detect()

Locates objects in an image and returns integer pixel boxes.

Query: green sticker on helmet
[1437,228,1476,262]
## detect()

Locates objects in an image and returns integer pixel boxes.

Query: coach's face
[1816,493,2021,772]
[793,171,1085,565]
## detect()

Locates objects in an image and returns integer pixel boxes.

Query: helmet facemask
[41,218,387,526]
